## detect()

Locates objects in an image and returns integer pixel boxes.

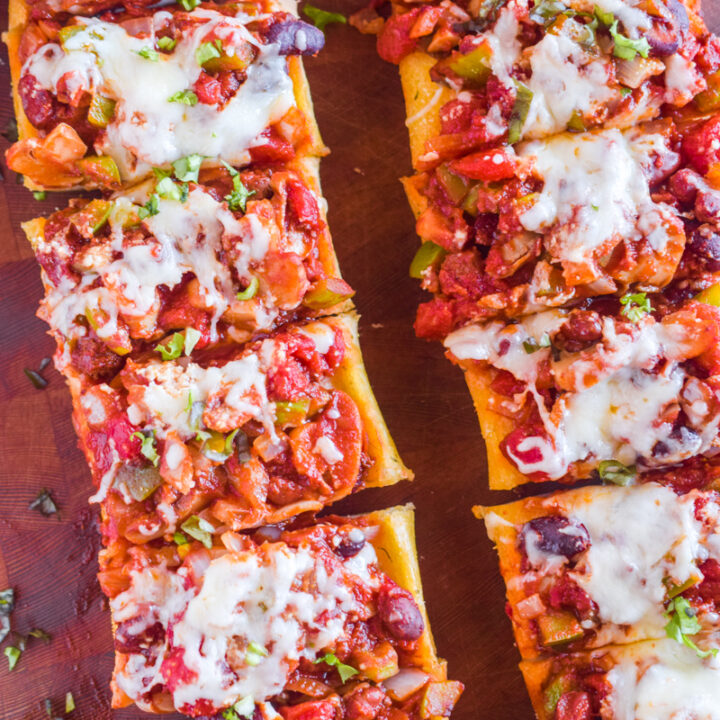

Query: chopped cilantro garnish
[172,154,203,183]
[177,0,200,9]
[597,459,636,485]
[155,329,200,360]
[236,276,259,301]
[181,515,214,549]
[196,41,221,66]
[184,327,201,355]
[620,86,632,96]
[665,596,718,658]
[33,191,46,201]
[156,177,188,202]
[313,652,358,683]
[173,531,189,546]
[132,431,160,467]
[302,5,347,31]
[29,488,58,517]
[608,20,650,59]
[158,36,177,51]
[168,90,198,106]
[4,645,20,671]
[620,292,651,322]
[593,5,614,25]
[221,162,255,212]
[138,194,160,219]
[222,696,255,720]
[137,46,159,61]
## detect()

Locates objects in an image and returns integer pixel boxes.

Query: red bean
[377,584,425,641]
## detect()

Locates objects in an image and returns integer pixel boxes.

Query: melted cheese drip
[522,27,615,139]
[518,129,677,265]
[42,188,273,343]
[110,542,378,711]
[607,640,720,720]
[24,9,295,178]
[445,312,713,478]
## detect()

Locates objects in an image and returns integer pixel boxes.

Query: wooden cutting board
[2,2,715,718]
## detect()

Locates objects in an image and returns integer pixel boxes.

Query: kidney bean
[522,516,590,559]
[114,619,165,655]
[377,584,425,641]
[334,532,365,559]
[669,168,703,205]
[688,225,720,271]
[553,311,603,353]
[695,188,720,223]
[19,74,56,130]
[265,19,325,56]
[645,0,688,55]
[344,685,389,720]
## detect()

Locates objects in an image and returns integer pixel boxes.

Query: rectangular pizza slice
[476,482,720,660]
[519,637,720,719]
[403,118,720,338]
[22,157,353,383]
[5,0,326,190]
[97,504,463,719]
[71,313,412,542]
[374,0,716,168]
[443,295,720,488]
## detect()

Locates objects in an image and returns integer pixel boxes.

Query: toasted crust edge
[108,504,448,713]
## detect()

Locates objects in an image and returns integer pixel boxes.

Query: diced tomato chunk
[377,9,421,64]
[556,691,591,720]
[415,298,455,340]
[250,128,296,163]
[280,698,339,720]
[682,115,720,175]
[696,558,720,605]
[286,178,321,231]
[449,148,516,181]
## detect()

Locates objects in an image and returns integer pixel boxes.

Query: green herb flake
[177,0,200,9]
[158,36,177,51]
[137,46,159,61]
[168,90,198,106]
[65,691,75,714]
[236,276,259,301]
[196,41,222,66]
[4,645,20,671]
[507,82,533,144]
[222,696,255,720]
[597,459,636,485]
[302,5,347,32]
[29,488,58,517]
[665,596,719,658]
[608,20,650,60]
[620,86,632,96]
[138,194,160,219]
[593,5,615,25]
[312,652,358,683]
[156,176,187,202]
[221,162,255,212]
[28,628,51,643]
[33,191,46,201]
[620,292,652,322]
[155,332,185,361]
[132,431,160,467]
[172,153,203,183]
[181,515,215,549]
[173,531,189,546]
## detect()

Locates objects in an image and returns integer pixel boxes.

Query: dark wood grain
[2,2,718,718]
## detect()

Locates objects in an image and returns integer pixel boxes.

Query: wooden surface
[3,2,716,718]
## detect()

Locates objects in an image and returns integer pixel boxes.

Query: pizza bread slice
[5,0,326,190]
[376,0,715,169]
[402,117,720,337]
[476,482,720,660]
[23,157,352,383]
[519,636,720,719]
[443,296,720,488]
[70,313,412,543]
[97,504,463,718]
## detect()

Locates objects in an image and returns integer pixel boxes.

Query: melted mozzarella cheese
[43,188,275,343]
[561,485,705,628]
[110,542,377,711]
[484,3,522,85]
[607,640,720,720]
[445,312,710,478]
[574,0,650,38]
[522,28,615,139]
[518,129,675,266]
[127,353,274,440]
[24,9,295,178]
